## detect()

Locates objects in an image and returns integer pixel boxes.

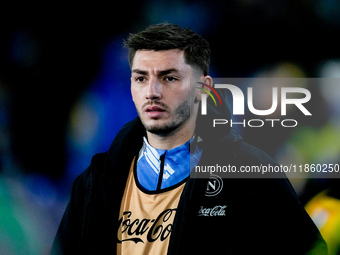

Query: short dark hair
[124,23,211,76]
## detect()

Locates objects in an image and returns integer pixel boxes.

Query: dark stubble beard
[137,99,192,136]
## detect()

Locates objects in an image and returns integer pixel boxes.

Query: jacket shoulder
[235,140,277,165]
[80,152,107,179]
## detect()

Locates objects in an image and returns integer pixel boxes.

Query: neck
[146,120,195,150]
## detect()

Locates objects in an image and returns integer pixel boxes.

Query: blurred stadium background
[0,1,340,254]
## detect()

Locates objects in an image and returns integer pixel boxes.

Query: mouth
[144,105,167,118]
[145,106,165,112]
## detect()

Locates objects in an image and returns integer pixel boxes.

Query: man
[52,23,327,254]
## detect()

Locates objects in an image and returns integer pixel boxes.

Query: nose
[146,78,162,101]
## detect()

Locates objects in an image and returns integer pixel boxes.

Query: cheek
[187,85,199,102]
[173,86,194,105]
[131,88,135,102]
[175,92,195,109]
[131,86,141,104]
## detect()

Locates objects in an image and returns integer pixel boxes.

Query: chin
[143,121,179,136]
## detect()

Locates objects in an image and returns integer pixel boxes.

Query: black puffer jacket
[52,90,327,254]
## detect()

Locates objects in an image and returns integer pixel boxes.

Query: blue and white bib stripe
[136,137,202,191]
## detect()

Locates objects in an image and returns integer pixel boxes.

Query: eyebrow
[132,68,179,76]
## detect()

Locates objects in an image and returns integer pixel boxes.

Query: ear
[195,75,214,102]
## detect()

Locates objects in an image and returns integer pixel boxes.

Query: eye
[135,76,146,83]
[164,76,178,82]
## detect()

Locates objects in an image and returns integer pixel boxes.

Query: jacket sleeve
[234,141,328,254]
[256,178,328,254]
[51,166,92,255]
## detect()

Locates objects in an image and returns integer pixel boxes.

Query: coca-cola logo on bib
[117,208,176,244]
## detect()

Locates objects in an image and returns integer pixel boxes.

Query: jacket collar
[104,117,146,179]
[104,116,242,180]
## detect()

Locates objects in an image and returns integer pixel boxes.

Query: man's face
[131,49,199,136]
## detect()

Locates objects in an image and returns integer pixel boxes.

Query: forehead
[131,49,192,73]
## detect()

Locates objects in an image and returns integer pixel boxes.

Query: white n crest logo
[205,174,223,197]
